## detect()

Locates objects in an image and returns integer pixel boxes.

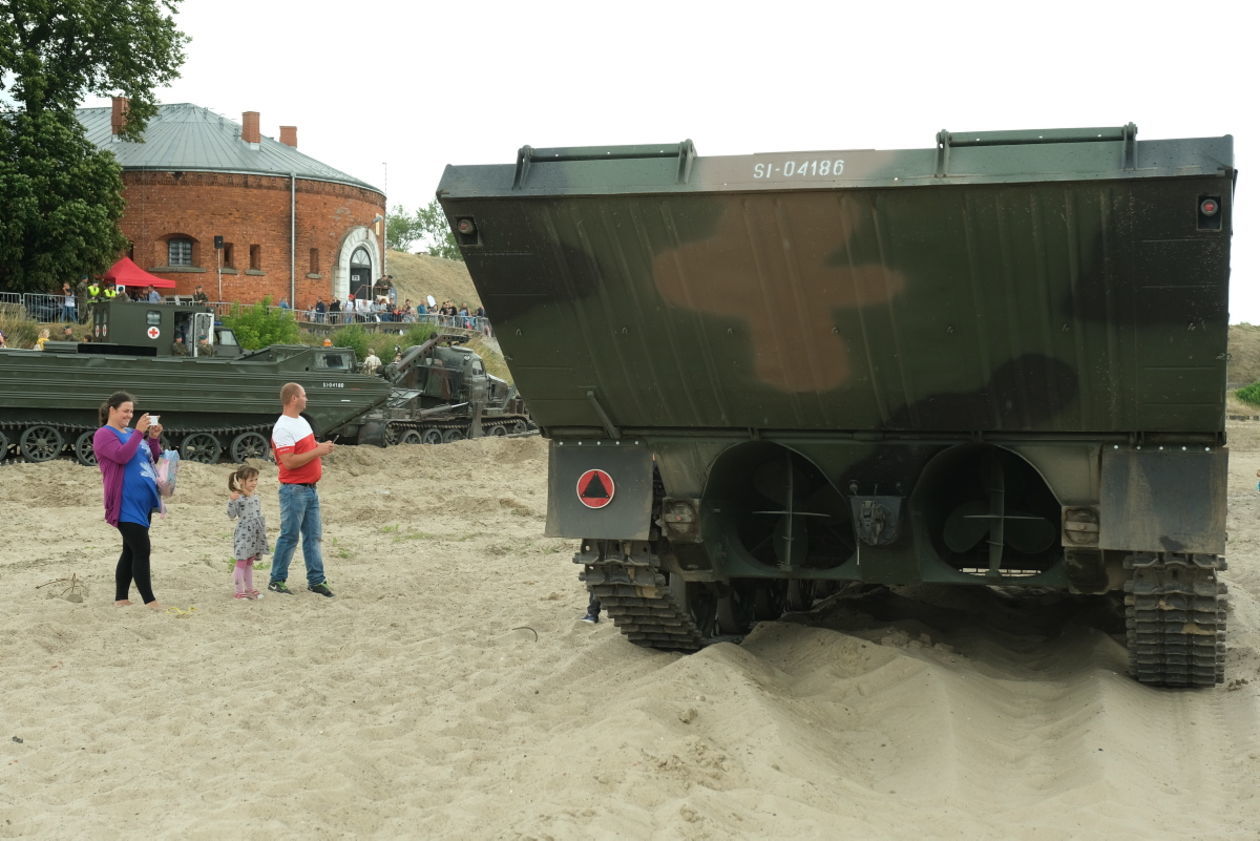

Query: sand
[3,431,1260,840]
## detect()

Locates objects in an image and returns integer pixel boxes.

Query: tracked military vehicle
[369,333,533,444]
[439,125,1235,687]
[0,299,391,464]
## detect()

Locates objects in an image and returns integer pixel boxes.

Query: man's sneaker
[308,581,335,598]
[581,613,599,623]
[267,581,294,594]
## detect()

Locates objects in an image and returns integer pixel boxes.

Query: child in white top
[227,465,268,599]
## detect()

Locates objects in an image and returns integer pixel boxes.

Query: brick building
[76,99,386,308]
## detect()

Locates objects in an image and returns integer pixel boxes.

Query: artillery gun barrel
[418,402,470,417]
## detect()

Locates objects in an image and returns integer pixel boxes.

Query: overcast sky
[83,0,1256,320]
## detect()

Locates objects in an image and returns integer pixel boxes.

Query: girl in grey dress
[227,465,268,599]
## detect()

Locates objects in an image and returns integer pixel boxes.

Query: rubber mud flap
[546,440,652,540]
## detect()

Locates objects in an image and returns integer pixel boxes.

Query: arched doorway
[349,247,373,300]
[333,225,383,302]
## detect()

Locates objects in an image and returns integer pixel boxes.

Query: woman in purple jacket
[93,392,165,608]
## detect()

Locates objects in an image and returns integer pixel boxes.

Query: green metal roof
[75,103,381,193]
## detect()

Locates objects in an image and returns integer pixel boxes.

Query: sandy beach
[3,430,1260,840]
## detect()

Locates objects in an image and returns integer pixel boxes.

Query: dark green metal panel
[441,129,1233,437]
[546,440,653,539]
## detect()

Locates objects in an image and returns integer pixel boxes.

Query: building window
[249,244,261,271]
[168,238,193,266]
[309,248,320,274]
[222,243,235,269]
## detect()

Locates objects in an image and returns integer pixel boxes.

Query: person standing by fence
[60,282,77,322]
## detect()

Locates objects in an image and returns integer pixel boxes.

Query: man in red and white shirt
[268,382,336,596]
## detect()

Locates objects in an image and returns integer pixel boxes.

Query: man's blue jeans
[271,484,325,586]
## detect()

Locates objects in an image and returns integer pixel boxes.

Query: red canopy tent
[103,257,178,289]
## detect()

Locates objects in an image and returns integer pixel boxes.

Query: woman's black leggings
[115,521,155,604]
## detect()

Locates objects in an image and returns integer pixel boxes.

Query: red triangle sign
[577,468,615,509]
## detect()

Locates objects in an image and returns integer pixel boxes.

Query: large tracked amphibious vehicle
[439,124,1235,687]
[0,300,391,464]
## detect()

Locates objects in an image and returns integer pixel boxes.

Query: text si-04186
[752,158,845,179]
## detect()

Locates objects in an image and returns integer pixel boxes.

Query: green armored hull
[439,126,1235,686]
[0,340,391,464]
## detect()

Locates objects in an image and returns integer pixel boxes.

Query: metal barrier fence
[296,310,493,335]
[7,291,493,337]
[2,292,80,323]
[3,292,77,322]
[209,302,493,336]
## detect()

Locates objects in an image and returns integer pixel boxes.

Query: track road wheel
[230,431,269,462]
[400,429,423,445]
[20,425,64,462]
[0,429,10,462]
[181,432,222,464]
[672,575,720,642]
[488,425,507,437]
[74,430,98,466]
[715,583,759,635]
[420,428,443,445]
[442,428,466,443]
[785,579,815,612]
[509,419,529,434]
[750,580,787,621]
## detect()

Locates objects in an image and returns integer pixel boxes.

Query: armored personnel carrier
[438,125,1235,687]
[0,299,391,464]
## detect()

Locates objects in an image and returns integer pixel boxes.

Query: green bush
[223,298,300,349]
[0,307,82,349]
[401,323,435,348]
[1236,382,1260,407]
[328,323,436,361]
[0,308,39,349]
[330,324,371,359]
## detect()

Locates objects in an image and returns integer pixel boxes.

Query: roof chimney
[241,111,260,146]
[110,97,130,138]
[279,125,297,148]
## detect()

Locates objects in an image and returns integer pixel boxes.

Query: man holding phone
[268,382,336,597]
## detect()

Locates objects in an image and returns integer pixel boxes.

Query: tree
[223,298,300,350]
[0,0,188,292]
[415,199,463,262]
[0,109,127,289]
[385,203,423,251]
[385,200,461,261]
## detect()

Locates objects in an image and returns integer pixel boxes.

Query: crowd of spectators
[300,296,488,332]
[14,277,493,337]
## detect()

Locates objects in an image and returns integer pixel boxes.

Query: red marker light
[456,218,476,235]
[1200,199,1219,216]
